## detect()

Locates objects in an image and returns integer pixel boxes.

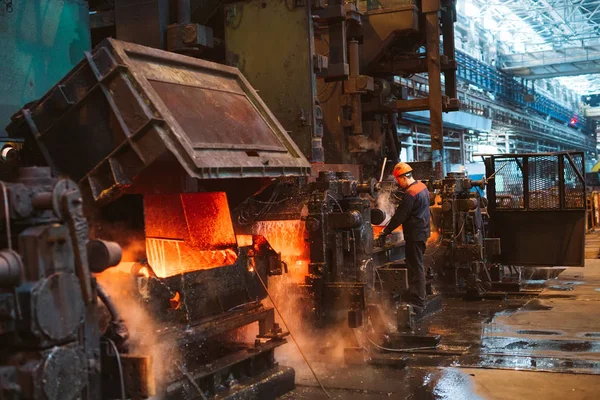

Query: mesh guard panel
[528,155,559,210]
[494,158,524,209]
[564,153,585,209]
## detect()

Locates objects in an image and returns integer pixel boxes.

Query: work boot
[410,304,424,318]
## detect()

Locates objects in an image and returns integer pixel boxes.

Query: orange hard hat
[393,162,413,178]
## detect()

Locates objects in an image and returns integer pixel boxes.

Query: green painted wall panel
[0,0,91,135]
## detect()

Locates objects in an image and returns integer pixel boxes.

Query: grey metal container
[7,39,310,205]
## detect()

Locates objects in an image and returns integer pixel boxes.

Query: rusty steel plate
[7,39,310,204]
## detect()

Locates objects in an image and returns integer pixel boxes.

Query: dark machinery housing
[0,167,152,399]
[303,170,377,327]
[433,171,500,297]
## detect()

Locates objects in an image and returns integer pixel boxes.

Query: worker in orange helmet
[378,162,431,312]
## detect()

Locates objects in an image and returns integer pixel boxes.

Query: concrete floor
[278,233,600,399]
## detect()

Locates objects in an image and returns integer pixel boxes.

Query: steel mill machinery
[299,168,444,332]
[302,170,378,328]
[1,0,462,396]
[87,0,460,335]
[223,0,459,177]
[221,0,459,328]
[431,171,500,298]
[428,153,587,298]
[5,39,311,399]
[0,166,154,399]
[86,0,459,176]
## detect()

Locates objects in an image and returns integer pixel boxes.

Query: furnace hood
[7,39,310,204]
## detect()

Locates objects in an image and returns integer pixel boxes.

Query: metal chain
[4,0,13,13]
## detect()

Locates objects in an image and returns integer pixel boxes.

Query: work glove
[377,231,390,246]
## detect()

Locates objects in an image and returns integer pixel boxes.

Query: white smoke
[375,179,398,226]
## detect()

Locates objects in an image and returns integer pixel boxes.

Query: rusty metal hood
[7,39,310,203]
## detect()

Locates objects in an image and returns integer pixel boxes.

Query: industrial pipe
[87,240,122,273]
[97,283,122,322]
[348,39,363,135]
[31,192,53,209]
[387,114,400,163]
[178,0,191,24]
[470,180,485,190]
[0,249,22,287]
[328,210,363,229]
[97,283,130,352]
[357,178,377,195]
[370,208,386,225]
[348,39,359,77]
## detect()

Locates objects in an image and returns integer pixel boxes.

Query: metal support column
[424,0,444,179]
[348,39,363,135]
[441,0,457,99]
[115,0,170,49]
[413,125,420,161]
[323,0,349,81]
[177,0,191,23]
[459,130,466,166]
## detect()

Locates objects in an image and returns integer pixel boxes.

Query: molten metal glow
[253,220,309,283]
[428,230,440,245]
[372,225,385,236]
[146,238,237,278]
[372,225,402,236]
[139,266,151,278]
[236,235,253,247]
[169,291,181,310]
[144,192,238,278]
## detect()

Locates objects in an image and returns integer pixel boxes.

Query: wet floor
[281,368,600,399]
[278,232,600,399]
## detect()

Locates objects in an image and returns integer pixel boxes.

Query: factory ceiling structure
[465,0,600,93]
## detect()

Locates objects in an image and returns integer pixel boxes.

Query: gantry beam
[498,46,600,78]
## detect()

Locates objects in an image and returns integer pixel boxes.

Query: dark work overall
[382,180,431,307]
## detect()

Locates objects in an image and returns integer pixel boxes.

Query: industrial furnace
[4,38,312,399]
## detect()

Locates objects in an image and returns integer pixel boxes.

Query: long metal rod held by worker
[486,161,509,182]
[379,157,388,183]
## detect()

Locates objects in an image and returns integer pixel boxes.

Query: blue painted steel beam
[456,51,587,130]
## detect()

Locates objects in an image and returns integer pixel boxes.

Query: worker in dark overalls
[378,162,431,312]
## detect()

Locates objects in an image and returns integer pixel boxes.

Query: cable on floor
[253,271,332,398]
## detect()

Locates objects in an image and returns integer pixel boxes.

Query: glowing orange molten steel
[144,192,238,278]
[372,225,402,236]
[427,229,440,245]
[253,220,309,283]
[236,235,253,247]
